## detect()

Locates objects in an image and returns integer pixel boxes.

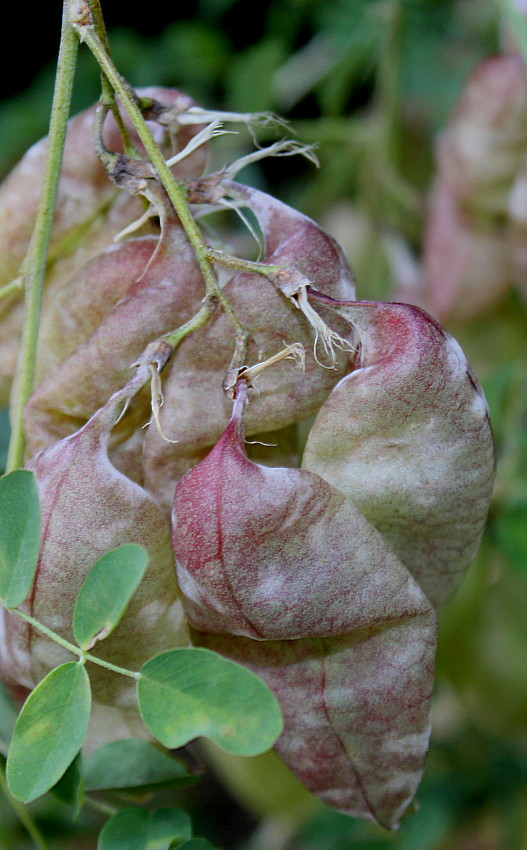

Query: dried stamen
[142,364,179,444]
[294,286,355,369]
[169,107,290,132]
[222,139,319,181]
[165,120,237,167]
[113,206,157,242]
[240,342,305,385]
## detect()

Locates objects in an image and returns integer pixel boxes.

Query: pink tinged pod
[173,384,437,828]
[0,374,188,709]
[36,235,158,384]
[143,184,356,507]
[198,625,435,831]
[422,180,511,322]
[24,220,204,457]
[437,55,527,214]
[225,182,357,302]
[302,298,496,608]
[0,88,207,404]
[0,87,206,290]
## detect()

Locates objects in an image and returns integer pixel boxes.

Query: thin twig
[6,3,78,472]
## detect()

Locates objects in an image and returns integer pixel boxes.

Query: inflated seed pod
[36,235,158,384]
[143,183,357,509]
[302,296,496,608]
[172,383,437,829]
[0,371,189,711]
[0,87,204,291]
[422,179,511,322]
[437,55,527,214]
[24,216,204,459]
[0,87,208,404]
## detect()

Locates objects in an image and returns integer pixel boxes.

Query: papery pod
[35,235,158,384]
[301,297,496,608]
[143,182,356,509]
[422,180,511,322]
[173,385,437,829]
[0,197,157,407]
[24,216,204,461]
[0,87,207,404]
[437,55,527,214]
[507,154,527,300]
[0,87,204,289]
[0,371,189,711]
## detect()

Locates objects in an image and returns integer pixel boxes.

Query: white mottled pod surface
[173,384,437,829]
[0,373,188,711]
[302,296,495,608]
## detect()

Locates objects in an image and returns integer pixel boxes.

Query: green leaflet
[72,544,148,650]
[84,739,196,792]
[98,807,192,850]
[0,470,40,608]
[6,662,91,803]
[137,648,283,756]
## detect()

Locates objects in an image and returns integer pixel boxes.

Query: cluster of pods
[423,50,527,321]
[0,88,495,829]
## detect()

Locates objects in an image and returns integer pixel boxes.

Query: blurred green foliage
[1,1,527,848]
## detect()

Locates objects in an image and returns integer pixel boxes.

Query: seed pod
[422,179,511,322]
[0,87,204,291]
[143,183,356,509]
[24,216,204,460]
[0,87,208,404]
[437,55,527,214]
[302,296,496,608]
[36,235,158,384]
[0,371,189,711]
[172,383,436,829]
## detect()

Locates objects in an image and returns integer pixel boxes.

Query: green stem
[11,608,140,681]
[206,248,283,279]
[83,794,119,816]
[6,4,78,473]
[0,278,23,302]
[377,0,403,169]
[0,762,51,850]
[86,0,135,156]
[160,299,218,349]
[74,23,246,339]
